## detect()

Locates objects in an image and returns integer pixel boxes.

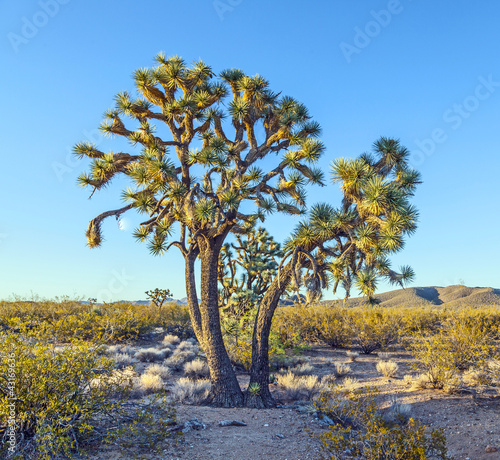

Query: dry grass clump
[377,352,391,360]
[334,362,351,378]
[169,378,211,404]
[277,372,326,400]
[176,340,199,353]
[184,358,210,379]
[376,360,399,378]
[283,363,315,376]
[322,373,337,386]
[145,363,172,379]
[462,368,491,386]
[403,374,415,386]
[162,334,180,346]
[112,352,137,368]
[487,359,500,384]
[339,377,359,393]
[346,351,359,362]
[269,354,308,372]
[381,397,412,425]
[134,347,169,363]
[136,373,164,395]
[165,350,196,371]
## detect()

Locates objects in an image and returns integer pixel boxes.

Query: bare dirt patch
[90,343,500,459]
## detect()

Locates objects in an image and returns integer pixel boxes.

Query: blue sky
[1,0,499,301]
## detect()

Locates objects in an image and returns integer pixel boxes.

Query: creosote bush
[0,330,175,459]
[0,299,190,342]
[315,386,450,460]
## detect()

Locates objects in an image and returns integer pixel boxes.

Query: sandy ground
[88,344,500,459]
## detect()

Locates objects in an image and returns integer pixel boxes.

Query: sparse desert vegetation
[1,297,499,458]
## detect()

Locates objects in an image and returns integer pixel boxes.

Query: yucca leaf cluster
[283,137,420,300]
[75,54,326,255]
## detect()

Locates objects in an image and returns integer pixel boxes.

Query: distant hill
[321,285,500,308]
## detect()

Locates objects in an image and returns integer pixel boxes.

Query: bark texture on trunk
[198,237,244,407]
[247,263,294,408]
[184,248,203,343]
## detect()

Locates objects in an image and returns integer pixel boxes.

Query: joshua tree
[246,138,420,407]
[218,223,283,317]
[145,288,173,310]
[74,54,325,406]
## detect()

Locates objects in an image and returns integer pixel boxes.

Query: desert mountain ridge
[321,285,500,308]
[110,285,500,308]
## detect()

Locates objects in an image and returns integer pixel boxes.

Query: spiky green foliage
[218,224,284,317]
[281,137,420,301]
[75,55,326,253]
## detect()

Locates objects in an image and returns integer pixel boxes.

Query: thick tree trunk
[246,263,294,408]
[184,248,203,343]
[199,240,244,407]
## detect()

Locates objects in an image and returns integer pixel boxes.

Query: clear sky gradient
[1,0,499,301]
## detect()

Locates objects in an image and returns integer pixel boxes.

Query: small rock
[182,418,206,432]
[276,434,285,439]
[218,420,247,427]
[264,423,269,426]
[485,445,498,453]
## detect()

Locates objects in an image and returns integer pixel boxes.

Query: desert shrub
[0,330,176,459]
[285,363,315,376]
[277,372,326,400]
[376,360,399,378]
[322,373,337,386]
[408,318,496,390]
[165,350,196,371]
[346,351,359,362]
[272,305,317,348]
[315,386,449,460]
[134,347,169,363]
[462,368,491,386]
[348,309,402,354]
[312,306,352,348]
[380,397,412,426]
[144,363,172,379]
[0,299,190,342]
[339,377,359,393]
[112,352,137,368]
[162,334,180,346]
[488,359,500,385]
[334,362,351,378]
[136,373,164,395]
[169,378,211,404]
[403,374,415,386]
[184,359,210,379]
[269,353,307,372]
[442,316,495,370]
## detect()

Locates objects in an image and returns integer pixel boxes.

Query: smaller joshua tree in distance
[218,222,283,318]
[145,288,173,311]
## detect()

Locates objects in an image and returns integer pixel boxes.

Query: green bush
[316,386,450,459]
[0,329,176,458]
[0,299,190,342]
[348,309,402,354]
